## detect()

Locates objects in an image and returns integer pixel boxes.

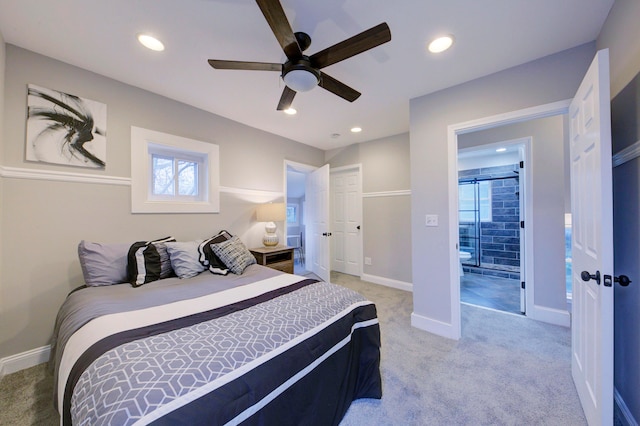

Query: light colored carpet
[0,272,588,425]
[333,271,586,425]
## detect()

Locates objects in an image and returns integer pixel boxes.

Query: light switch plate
[425,214,438,227]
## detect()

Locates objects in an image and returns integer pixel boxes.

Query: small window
[148,144,204,201]
[287,204,298,224]
[131,127,219,213]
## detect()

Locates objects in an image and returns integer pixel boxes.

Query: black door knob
[357,225,361,230]
[581,270,601,285]
[615,275,632,287]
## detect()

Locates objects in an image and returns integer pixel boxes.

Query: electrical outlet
[364,257,372,265]
[425,214,439,227]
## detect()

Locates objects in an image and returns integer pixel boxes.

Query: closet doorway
[457,138,529,315]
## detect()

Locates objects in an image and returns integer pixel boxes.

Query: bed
[50,236,382,426]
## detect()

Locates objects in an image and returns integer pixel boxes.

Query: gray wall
[0,45,324,359]
[0,31,5,312]
[409,43,595,329]
[597,0,640,420]
[326,133,412,284]
[458,115,567,310]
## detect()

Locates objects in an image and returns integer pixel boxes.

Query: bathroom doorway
[457,139,527,315]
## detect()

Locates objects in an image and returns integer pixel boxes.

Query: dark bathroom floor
[460,273,522,315]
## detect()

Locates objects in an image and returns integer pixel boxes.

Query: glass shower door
[458,181,480,266]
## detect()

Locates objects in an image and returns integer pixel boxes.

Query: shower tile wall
[459,164,520,279]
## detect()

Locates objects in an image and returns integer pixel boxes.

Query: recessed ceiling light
[350,127,362,133]
[428,35,454,53]
[496,147,507,153]
[284,107,297,115]
[137,34,165,51]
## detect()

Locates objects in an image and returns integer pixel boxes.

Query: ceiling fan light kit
[282,59,320,92]
[207,0,391,110]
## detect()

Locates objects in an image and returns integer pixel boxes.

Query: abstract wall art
[26,84,107,168]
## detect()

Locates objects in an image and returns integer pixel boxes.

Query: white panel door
[331,173,347,272]
[331,169,362,275]
[570,49,613,426]
[306,164,330,283]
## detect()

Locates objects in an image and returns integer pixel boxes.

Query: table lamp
[256,203,286,247]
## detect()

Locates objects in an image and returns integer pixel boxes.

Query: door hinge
[521,281,525,289]
[520,221,524,228]
[519,161,524,168]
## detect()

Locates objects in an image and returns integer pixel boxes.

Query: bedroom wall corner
[0,29,6,345]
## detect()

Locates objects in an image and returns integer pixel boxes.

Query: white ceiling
[0,0,614,151]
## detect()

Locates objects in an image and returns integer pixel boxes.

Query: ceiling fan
[208,0,391,111]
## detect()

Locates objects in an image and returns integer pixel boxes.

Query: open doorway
[447,100,572,337]
[285,163,310,275]
[457,139,527,315]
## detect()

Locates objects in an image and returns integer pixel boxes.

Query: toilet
[459,251,471,276]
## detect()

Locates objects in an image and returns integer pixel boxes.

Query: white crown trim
[362,189,411,198]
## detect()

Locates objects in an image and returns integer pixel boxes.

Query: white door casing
[306,164,331,283]
[517,145,527,314]
[331,167,362,276]
[569,49,613,426]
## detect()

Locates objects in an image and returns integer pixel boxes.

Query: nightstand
[250,246,294,274]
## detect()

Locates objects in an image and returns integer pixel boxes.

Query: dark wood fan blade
[208,59,281,71]
[277,86,297,110]
[256,0,302,59]
[310,23,391,69]
[318,72,361,102]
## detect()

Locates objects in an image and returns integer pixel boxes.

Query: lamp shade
[256,203,286,222]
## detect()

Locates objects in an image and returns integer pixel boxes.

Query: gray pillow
[165,240,206,279]
[210,236,256,275]
[78,240,130,286]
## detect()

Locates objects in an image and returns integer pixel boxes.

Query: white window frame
[131,126,220,213]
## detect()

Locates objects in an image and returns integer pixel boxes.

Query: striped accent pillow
[198,230,233,275]
[127,236,176,287]
[210,236,256,275]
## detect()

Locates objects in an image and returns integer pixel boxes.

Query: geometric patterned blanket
[56,273,381,425]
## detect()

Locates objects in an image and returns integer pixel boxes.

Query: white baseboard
[410,312,460,340]
[615,387,639,426]
[361,273,413,292]
[0,345,50,377]
[530,304,570,327]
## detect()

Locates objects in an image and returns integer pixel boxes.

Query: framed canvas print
[26,84,107,168]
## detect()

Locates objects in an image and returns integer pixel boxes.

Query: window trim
[131,126,220,213]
